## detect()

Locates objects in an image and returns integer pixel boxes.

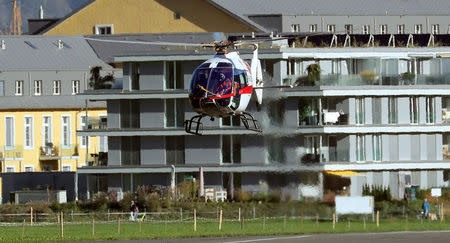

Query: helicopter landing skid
[238,112,262,133]
[184,115,204,135]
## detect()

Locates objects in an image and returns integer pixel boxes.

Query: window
[291,24,300,32]
[62,165,72,171]
[327,24,336,33]
[373,134,381,162]
[448,25,450,34]
[355,98,365,124]
[61,115,71,147]
[99,115,108,152]
[356,134,365,162]
[287,59,298,75]
[388,97,398,124]
[53,80,60,95]
[165,99,184,128]
[0,80,4,96]
[5,116,14,147]
[131,62,140,90]
[397,24,405,34]
[120,100,140,128]
[426,97,435,123]
[166,136,184,165]
[95,24,113,35]
[222,135,241,163]
[221,115,240,127]
[345,24,353,34]
[15,80,23,95]
[121,136,140,165]
[410,97,419,124]
[267,136,285,163]
[362,25,370,34]
[309,24,317,32]
[174,12,181,20]
[432,24,440,34]
[24,165,34,172]
[72,80,80,94]
[80,115,89,148]
[305,136,319,155]
[379,24,388,34]
[414,24,422,34]
[164,61,183,90]
[34,80,42,95]
[24,116,33,149]
[42,116,52,145]
[6,166,15,173]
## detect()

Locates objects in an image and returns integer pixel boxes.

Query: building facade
[0,35,114,203]
[78,34,450,201]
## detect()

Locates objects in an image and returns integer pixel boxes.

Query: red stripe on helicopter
[207,85,253,100]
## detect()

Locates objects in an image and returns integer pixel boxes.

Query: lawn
[0,217,449,242]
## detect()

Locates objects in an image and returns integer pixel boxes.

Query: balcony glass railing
[86,118,107,130]
[39,143,79,158]
[0,145,23,159]
[287,74,450,87]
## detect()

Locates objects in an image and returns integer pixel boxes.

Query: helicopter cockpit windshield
[189,62,234,99]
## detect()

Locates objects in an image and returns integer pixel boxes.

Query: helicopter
[85,35,294,135]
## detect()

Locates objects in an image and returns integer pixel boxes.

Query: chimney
[58,40,63,49]
[39,5,44,19]
[1,40,5,50]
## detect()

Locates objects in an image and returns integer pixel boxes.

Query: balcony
[86,117,107,130]
[0,146,23,159]
[39,143,79,160]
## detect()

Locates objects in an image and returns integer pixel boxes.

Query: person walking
[422,198,430,219]
[130,200,138,221]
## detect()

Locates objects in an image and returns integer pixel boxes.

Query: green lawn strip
[0,219,449,242]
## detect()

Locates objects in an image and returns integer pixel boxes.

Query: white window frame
[95,24,114,35]
[34,80,42,95]
[23,115,34,150]
[431,24,440,35]
[24,165,34,172]
[304,136,319,155]
[372,134,381,162]
[309,24,317,32]
[15,80,23,95]
[379,24,388,34]
[287,59,298,75]
[164,99,183,128]
[98,114,108,152]
[397,24,405,34]
[362,25,370,34]
[221,135,240,164]
[61,115,71,148]
[79,115,89,149]
[388,97,398,124]
[426,96,435,124]
[62,164,72,172]
[414,24,422,34]
[42,115,52,146]
[356,134,365,162]
[345,24,353,34]
[72,80,80,94]
[327,24,336,33]
[410,97,419,124]
[53,80,61,95]
[5,115,15,149]
[355,98,365,125]
[6,166,15,173]
[291,24,300,32]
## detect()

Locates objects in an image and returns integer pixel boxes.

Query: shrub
[235,189,252,202]
[360,70,376,82]
[306,63,321,83]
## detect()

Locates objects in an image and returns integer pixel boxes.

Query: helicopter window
[189,68,210,96]
[234,69,247,87]
[198,63,211,68]
[216,62,233,68]
[206,67,234,96]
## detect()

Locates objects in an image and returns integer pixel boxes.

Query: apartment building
[0,35,114,203]
[78,33,450,201]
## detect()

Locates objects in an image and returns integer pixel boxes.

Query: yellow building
[33,0,265,35]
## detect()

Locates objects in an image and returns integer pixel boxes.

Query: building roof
[36,0,268,35]
[0,96,105,110]
[211,0,450,16]
[0,35,110,71]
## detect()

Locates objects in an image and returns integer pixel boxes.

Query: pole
[218,209,223,231]
[117,217,120,234]
[238,207,241,222]
[253,206,256,220]
[139,219,142,233]
[30,207,33,225]
[241,215,244,230]
[376,210,379,227]
[22,219,25,239]
[363,216,366,230]
[283,215,287,230]
[60,212,64,238]
[262,214,266,230]
[316,213,319,226]
[332,213,336,230]
[194,209,197,232]
[92,217,95,236]
[180,208,183,222]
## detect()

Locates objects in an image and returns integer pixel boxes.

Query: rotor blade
[84,37,215,47]
[253,85,294,89]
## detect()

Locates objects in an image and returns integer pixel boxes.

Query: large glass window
[356,134,365,162]
[373,134,381,161]
[120,100,140,128]
[5,116,14,147]
[222,135,241,163]
[165,61,183,90]
[80,115,89,148]
[355,98,365,124]
[397,24,405,34]
[432,24,440,35]
[42,116,52,145]
[362,25,370,34]
[24,116,33,149]
[267,136,285,163]
[61,115,71,147]
[309,24,317,32]
[415,24,422,34]
[410,97,419,124]
[165,99,184,128]
[327,24,336,33]
[131,63,140,90]
[379,24,388,34]
[166,136,184,165]
[388,97,398,124]
[426,97,435,123]
[34,80,42,95]
[345,24,353,34]
[122,136,140,165]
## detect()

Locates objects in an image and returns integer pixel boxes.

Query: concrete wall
[141,136,165,165]
[185,136,220,165]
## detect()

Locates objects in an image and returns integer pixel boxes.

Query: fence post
[92,217,95,236]
[238,207,241,222]
[405,214,408,225]
[22,219,25,239]
[283,215,287,230]
[117,217,120,234]
[139,219,142,233]
[71,210,73,221]
[262,214,266,230]
[390,214,393,226]
[363,215,366,230]
[194,209,197,232]
[347,219,350,229]
[241,215,244,230]
[107,209,110,222]
[216,206,219,220]
[332,213,336,230]
[253,206,256,220]
[30,207,33,226]
[441,203,445,223]
[376,210,379,227]
[316,213,319,226]
[180,208,183,222]
[60,212,64,239]
[218,209,223,231]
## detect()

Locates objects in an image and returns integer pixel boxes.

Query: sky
[0,0,88,33]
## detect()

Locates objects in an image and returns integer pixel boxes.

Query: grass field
[0,217,449,242]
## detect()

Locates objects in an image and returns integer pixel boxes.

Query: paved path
[95,230,450,243]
